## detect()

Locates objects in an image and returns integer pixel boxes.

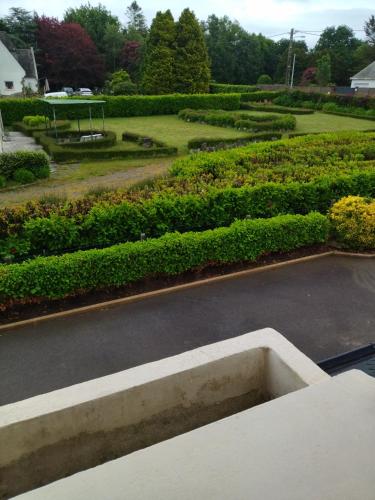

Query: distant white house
[0,32,38,96]
[350,61,375,89]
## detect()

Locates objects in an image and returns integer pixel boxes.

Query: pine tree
[174,8,210,94]
[141,10,176,95]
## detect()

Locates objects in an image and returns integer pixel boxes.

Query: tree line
[0,3,374,92]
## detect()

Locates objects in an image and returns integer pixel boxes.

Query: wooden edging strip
[0,250,373,333]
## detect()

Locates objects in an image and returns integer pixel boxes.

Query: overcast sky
[1,0,373,46]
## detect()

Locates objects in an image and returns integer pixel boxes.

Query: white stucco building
[0,32,38,96]
[350,60,375,89]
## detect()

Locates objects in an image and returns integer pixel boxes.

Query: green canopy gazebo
[39,99,106,139]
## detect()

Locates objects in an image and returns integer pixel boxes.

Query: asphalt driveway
[1,255,374,405]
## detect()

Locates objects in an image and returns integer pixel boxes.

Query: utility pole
[285,28,294,86]
[290,53,296,88]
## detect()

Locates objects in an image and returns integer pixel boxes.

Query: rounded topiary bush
[257,74,272,84]
[13,168,36,184]
[330,196,375,250]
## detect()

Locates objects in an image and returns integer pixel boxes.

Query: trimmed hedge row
[187,132,283,150]
[1,94,241,125]
[273,91,375,111]
[0,212,329,302]
[3,169,375,261]
[13,120,71,135]
[45,130,117,149]
[0,151,50,181]
[210,83,258,94]
[178,109,296,132]
[240,91,286,102]
[33,131,177,162]
[240,102,314,114]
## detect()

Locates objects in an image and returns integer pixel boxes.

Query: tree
[300,67,317,86]
[121,40,143,81]
[64,3,121,68]
[203,15,278,84]
[141,10,176,95]
[174,9,210,93]
[1,7,37,47]
[36,17,105,89]
[103,24,125,72]
[257,74,272,84]
[314,26,361,85]
[316,54,331,86]
[364,15,375,45]
[104,70,137,94]
[273,38,311,84]
[125,1,147,40]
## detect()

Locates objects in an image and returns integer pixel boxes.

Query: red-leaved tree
[300,67,317,86]
[121,40,142,82]
[36,16,105,89]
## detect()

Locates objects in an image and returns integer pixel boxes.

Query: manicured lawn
[75,115,250,153]
[295,112,375,133]
[1,111,374,207]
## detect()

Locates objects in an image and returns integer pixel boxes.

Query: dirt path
[0,160,171,206]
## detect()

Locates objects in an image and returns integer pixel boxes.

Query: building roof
[0,31,37,79]
[351,60,375,80]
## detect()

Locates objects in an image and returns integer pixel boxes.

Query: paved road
[1,255,374,406]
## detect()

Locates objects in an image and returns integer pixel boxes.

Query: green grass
[2,111,374,207]
[75,115,250,153]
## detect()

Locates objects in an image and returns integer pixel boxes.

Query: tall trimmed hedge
[210,83,258,94]
[3,169,374,260]
[0,94,241,125]
[0,212,329,302]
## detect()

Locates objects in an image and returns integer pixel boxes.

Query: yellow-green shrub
[330,196,375,249]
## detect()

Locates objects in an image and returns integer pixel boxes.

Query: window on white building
[5,81,14,89]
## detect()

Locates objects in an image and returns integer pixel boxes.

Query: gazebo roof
[39,99,106,105]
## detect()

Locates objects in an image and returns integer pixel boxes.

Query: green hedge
[0,212,329,302]
[240,91,286,102]
[13,120,71,135]
[0,151,50,180]
[178,109,296,132]
[240,102,314,114]
[210,83,258,94]
[187,132,283,150]
[274,90,375,111]
[44,130,117,149]
[1,94,241,125]
[4,169,374,260]
[33,131,177,162]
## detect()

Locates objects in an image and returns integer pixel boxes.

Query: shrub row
[0,151,50,181]
[240,91,286,102]
[0,212,329,302]
[170,131,375,180]
[0,131,373,239]
[13,120,71,135]
[187,132,283,150]
[210,83,258,94]
[273,91,375,111]
[240,102,314,114]
[3,169,374,261]
[0,94,241,125]
[178,109,296,132]
[330,196,375,250]
[321,103,375,121]
[33,131,177,162]
[44,130,117,149]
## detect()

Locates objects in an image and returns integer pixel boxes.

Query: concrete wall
[0,328,328,498]
[0,40,25,96]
